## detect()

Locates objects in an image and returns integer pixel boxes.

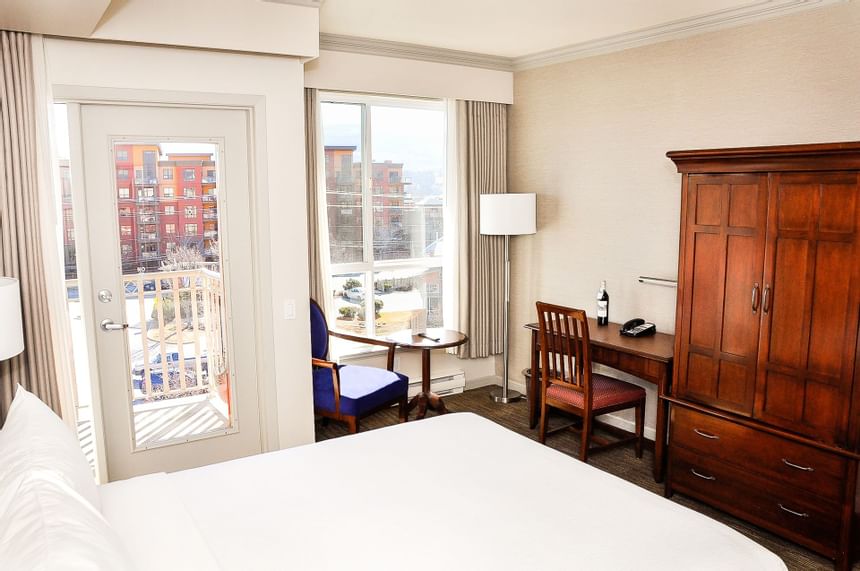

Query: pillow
[0,469,134,570]
[0,385,100,510]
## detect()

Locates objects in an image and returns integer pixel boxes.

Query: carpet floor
[316,385,855,571]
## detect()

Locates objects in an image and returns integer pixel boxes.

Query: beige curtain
[0,30,62,424]
[457,100,507,359]
[305,88,329,310]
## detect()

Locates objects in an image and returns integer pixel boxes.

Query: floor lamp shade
[0,277,25,360]
[479,194,536,236]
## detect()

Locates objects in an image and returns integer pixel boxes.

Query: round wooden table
[387,328,467,420]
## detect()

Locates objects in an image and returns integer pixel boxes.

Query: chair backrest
[535,301,593,402]
[310,299,329,360]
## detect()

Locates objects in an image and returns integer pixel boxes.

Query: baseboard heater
[407,370,466,399]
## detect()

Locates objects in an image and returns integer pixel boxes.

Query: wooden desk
[524,318,674,482]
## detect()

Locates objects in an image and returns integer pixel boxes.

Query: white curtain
[305,88,331,314]
[32,35,77,429]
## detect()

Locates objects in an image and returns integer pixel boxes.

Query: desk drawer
[670,446,841,555]
[671,406,847,502]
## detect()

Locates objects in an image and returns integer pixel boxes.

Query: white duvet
[100,413,786,570]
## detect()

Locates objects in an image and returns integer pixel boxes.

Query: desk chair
[536,301,646,462]
[310,299,408,434]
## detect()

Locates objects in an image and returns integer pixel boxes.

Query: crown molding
[512,0,846,71]
[318,0,845,74]
[318,33,514,72]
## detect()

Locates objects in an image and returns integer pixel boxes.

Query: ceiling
[319,0,840,59]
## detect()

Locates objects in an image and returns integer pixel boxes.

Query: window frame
[318,92,452,340]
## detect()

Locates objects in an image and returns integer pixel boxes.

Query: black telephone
[620,318,657,337]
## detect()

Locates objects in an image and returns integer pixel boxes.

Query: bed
[97,413,786,570]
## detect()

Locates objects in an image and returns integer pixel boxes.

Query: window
[320,94,448,337]
[183,187,195,198]
[120,225,132,237]
[163,168,173,180]
[184,206,197,218]
[117,169,129,179]
[164,205,176,216]
[185,223,198,235]
[116,149,128,161]
[183,168,196,181]
[118,187,130,199]
[165,223,176,235]
[162,186,174,198]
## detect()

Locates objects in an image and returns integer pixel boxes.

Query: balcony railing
[202,195,217,202]
[203,212,218,220]
[203,230,217,238]
[139,233,159,241]
[140,251,160,260]
[138,215,158,224]
[122,268,225,402]
[137,196,158,203]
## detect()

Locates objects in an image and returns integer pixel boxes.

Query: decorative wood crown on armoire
[666,142,860,570]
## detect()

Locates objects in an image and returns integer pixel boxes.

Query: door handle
[762,284,771,313]
[100,319,129,332]
[751,283,760,313]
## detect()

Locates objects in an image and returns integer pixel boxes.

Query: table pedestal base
[407,391,449,420]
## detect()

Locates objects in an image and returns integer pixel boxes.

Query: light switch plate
[283,299,296,320]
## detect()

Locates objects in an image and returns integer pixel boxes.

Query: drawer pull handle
[782,458,814,472]
[690,468,716,481]
[778,503,810,518]
[693,428,720,440]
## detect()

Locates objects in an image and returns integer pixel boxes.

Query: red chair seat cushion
[546,374,645,411]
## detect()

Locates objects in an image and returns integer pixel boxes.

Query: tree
[357,298,383,321]
[343,278,361,291]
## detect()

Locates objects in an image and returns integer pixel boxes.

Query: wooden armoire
[666,142,860,570]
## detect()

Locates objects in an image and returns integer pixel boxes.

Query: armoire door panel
[722,235,760,356]
[755,172,860,444]
[777,184,815,231]
[675,174,768,416]
[695,184,723,225]
[808,241,853,378]
[767,238,809,369]
[689,232,721,349]
[728,184,762,228]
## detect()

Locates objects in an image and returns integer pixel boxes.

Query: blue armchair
[310,299,408,434]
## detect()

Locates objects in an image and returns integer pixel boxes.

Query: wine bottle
[597,280,609,326]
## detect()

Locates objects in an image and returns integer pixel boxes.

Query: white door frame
[57,86,279,482]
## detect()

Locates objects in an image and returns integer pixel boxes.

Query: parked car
[132,352,208,391]
[345,287,365,302]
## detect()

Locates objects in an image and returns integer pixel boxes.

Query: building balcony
[140,251,160,260]
[137,196,158,203]
[138,215,158,224]
[203,230,217,238]
[134,178,159,186]
[138,233,159,242]
[203,212,218,220]
[202,177,216,184]
[201,195,217,203]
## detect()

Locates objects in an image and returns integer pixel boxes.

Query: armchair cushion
[546,374,645,411]
[313,365,408,418]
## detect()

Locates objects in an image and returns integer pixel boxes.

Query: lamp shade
[479,193,536,236]
[0,277,24,361]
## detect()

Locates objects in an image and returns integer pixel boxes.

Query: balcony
[70,268,230,455]
[202,177,216,184]
[203,230,218,238]
[203,211,218,220]
[201,194,217,203]
[139,232,159,242]
[138,215,158,224]
[140,251,160,260]
[137,195,158,204]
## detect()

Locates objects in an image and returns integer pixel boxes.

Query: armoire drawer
[671,406,847,502]
[670,446,842,555]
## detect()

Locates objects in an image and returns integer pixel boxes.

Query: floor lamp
[479,193,536,404]
[0,277,25,364]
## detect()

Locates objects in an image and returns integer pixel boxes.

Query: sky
[321,102,446,172]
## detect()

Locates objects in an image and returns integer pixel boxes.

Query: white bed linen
[101,413,786,570]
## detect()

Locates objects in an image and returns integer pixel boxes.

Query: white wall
[305,49,513,104]
[44,38,315,450]
[508,2,860,437]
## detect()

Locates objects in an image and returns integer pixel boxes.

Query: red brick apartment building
[61,145,219,278]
